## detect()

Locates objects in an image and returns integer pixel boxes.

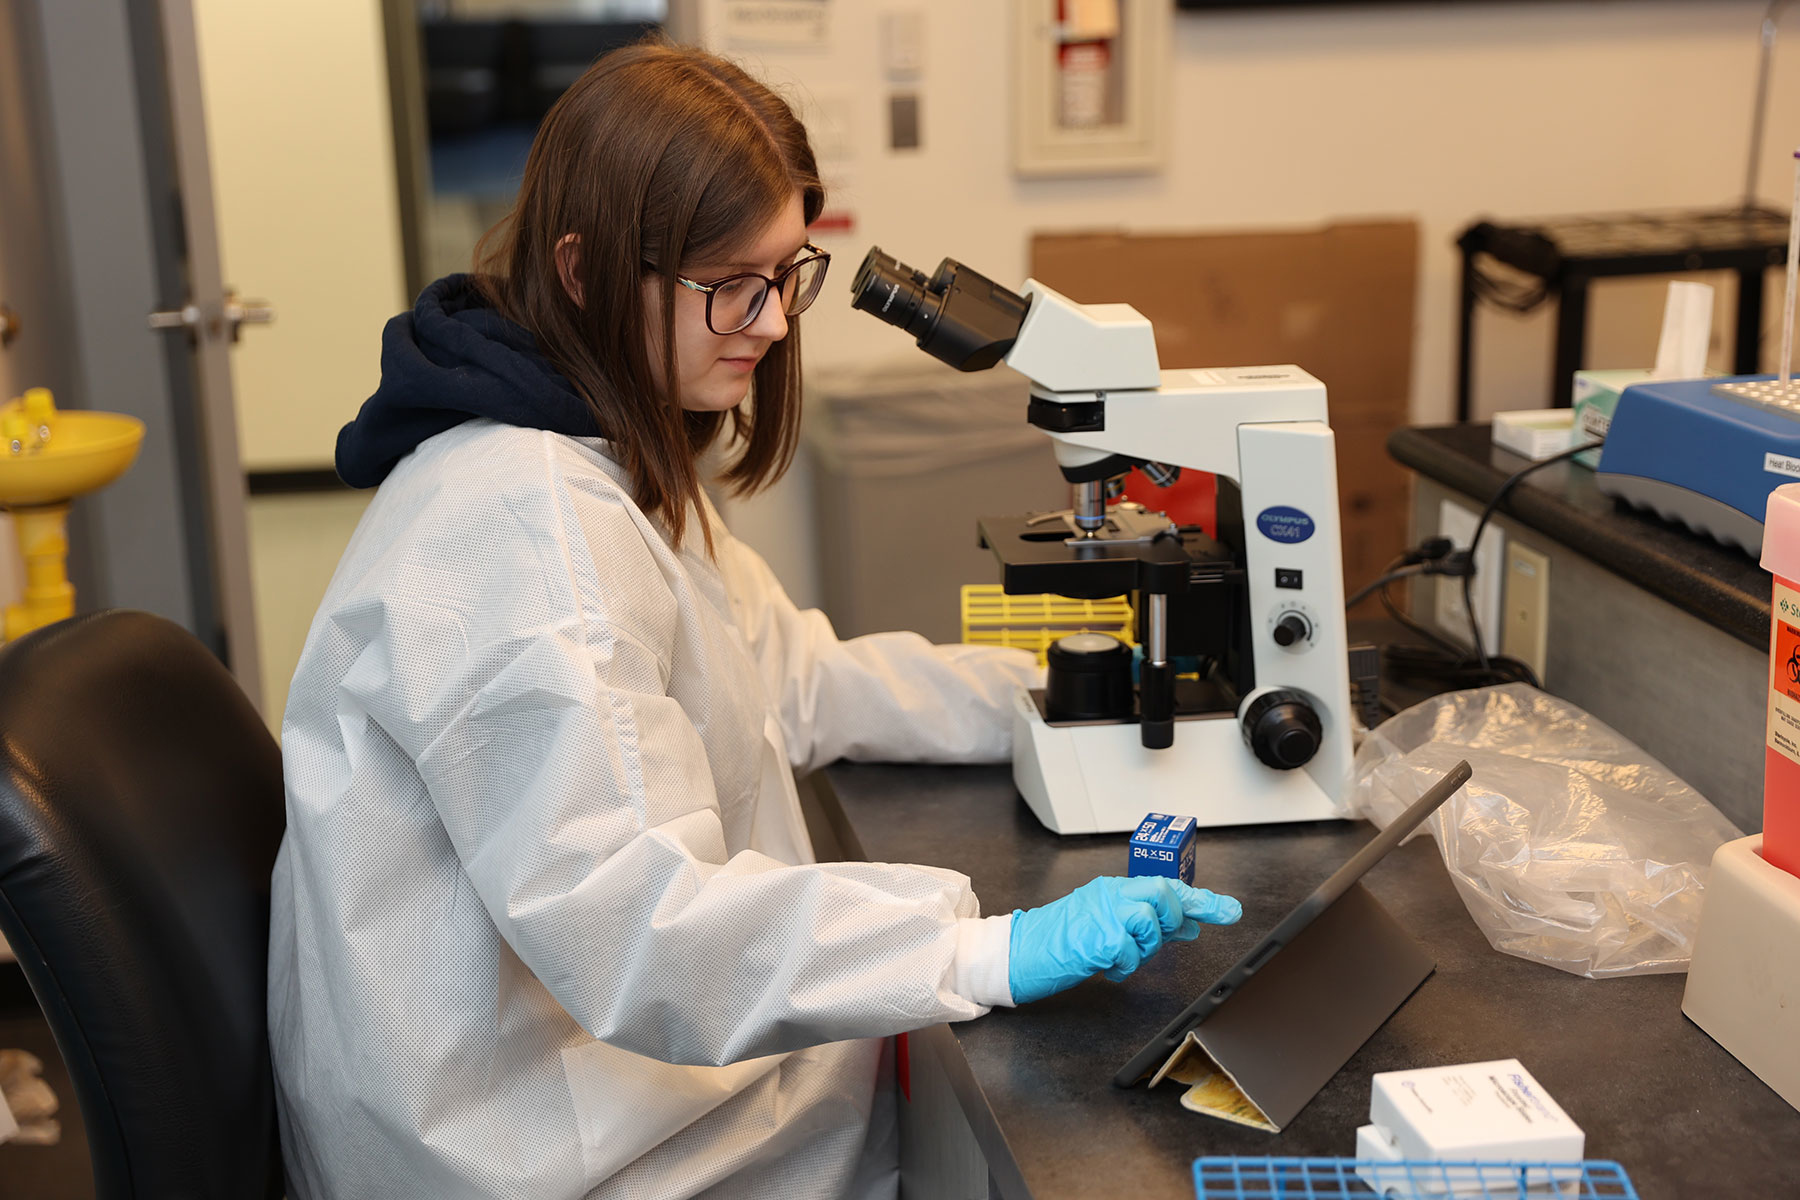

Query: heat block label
[1771,582,1800,769]
[1766,453,1800,481]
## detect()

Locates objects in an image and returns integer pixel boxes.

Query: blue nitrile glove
[1008,876,1242,1004]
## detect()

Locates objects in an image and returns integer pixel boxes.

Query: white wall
[707,0,1799,401]
[703,0,1800,606]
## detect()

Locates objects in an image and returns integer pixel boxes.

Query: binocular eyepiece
[849,247,1030,373]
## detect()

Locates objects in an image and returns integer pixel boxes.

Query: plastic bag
[1347,683,1742,978]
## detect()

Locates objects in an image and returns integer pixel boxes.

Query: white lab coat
[268,419,1036,1199]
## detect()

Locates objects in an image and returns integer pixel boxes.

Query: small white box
[1358,1059,1584,1193]
[1372,1058,1582,1160]
[1491,410,1576,461]
[1358,1122,1401,1159]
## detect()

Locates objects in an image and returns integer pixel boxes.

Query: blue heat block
[1193,1157,1639,1199]
[1595,376,1800,555]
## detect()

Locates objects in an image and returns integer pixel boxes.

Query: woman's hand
[1008,876,1242,1005]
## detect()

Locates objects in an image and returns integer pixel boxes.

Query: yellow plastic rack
[959,584,1135,666]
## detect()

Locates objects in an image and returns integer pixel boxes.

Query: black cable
[1461,439,1605,669]
[1378,577,1466,657]
[1468,255,1553,313]
[1368,558,1545,698]
[1344,564,1430,610]
[1382,639,1542,691]
[1463,573,1489,670]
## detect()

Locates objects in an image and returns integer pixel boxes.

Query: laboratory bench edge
[807,761,1798,1200]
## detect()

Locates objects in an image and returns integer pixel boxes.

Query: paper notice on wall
[723,1,830,50]
[803,90,854,164]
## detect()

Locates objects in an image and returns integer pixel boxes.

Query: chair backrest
[0,610,285,1198]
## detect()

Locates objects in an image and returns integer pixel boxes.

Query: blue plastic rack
[1193,1157,1639,1199]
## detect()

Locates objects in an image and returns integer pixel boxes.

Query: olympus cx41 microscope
[850,248,1352,835]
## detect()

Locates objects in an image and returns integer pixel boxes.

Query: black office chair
[0,610,285,1198]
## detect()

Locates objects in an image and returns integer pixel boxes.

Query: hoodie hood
[335,274,602,488]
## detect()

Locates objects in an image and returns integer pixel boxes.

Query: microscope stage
[976,512,1232,599]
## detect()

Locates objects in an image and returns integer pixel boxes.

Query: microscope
[850,248,1353,834]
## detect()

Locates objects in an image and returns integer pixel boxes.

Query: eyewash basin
[0,403,145,508]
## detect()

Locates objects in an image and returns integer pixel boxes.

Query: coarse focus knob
[1272,612,1310,647]
[1241,689,1322,770]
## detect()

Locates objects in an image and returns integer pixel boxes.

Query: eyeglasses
[674,245,831,336]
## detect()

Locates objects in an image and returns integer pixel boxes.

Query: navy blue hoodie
[336,275,601,488]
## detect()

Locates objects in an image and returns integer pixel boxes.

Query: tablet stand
[1148,880,1434,1132]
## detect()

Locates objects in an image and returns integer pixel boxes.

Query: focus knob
[1241,689,1322,770]
[1273,612,1310,647]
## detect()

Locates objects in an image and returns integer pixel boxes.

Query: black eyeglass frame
[672,244,832,335]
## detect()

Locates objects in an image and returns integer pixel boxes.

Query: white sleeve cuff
[950,914,1015,1009]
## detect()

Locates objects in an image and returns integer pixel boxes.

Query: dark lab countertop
[817,762,1799,1200]
[1387,424,1769,649]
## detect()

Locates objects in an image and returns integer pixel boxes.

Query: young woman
[268,38,1239,1200]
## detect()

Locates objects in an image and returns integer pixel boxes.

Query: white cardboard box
[1359,1059,1583,1193]
[1491,410,1575,461]
[1371,1058,1582,1161]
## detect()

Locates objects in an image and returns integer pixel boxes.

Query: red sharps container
[1762,484,1800,878]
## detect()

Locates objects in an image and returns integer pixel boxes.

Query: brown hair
[474,37,823,551]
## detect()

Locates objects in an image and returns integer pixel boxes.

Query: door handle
[147,303,203,331]
[148,290,275,342]
[222,291,274,342]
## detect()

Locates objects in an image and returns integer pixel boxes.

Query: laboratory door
[0,0,261,703]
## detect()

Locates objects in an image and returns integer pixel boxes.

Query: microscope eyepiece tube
[850,248,933,334]
[849,246,1030,371]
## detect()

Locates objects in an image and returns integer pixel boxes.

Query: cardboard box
[1030,221,1417,423]
[1030,221,1418,610]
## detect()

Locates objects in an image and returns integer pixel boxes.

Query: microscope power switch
[1241,689,1323,770]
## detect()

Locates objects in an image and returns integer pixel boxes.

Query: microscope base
[1009,688,1345,834]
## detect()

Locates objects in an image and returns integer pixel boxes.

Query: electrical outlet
[1434,499,1505,651]
[1501,543,1550,682]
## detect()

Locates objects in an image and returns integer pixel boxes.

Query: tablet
[1113,759,1473,1089]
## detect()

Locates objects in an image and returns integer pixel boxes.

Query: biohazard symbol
[1781,621,1800,699]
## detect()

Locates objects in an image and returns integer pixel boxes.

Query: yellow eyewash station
[0,388,144,640]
